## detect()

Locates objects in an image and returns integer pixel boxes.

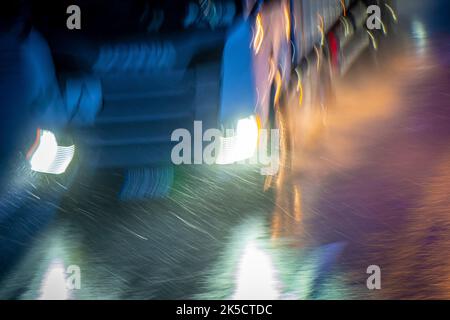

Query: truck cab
[11,0,396,199]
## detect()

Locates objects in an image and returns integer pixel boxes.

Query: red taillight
[328,31,340,70]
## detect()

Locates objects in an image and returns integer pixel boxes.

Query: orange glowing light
[294,186,302,222]
[296,69,304,107]
[284,3,291,42]
[253,14,264,54]
[340,0,347,17]
[274,69,282,107]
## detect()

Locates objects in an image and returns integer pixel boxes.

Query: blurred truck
[11,0,396,199]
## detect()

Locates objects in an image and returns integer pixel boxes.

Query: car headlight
[216,115,259,165]
[27,129,75,175]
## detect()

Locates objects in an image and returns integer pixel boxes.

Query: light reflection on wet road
[1,1,450,299]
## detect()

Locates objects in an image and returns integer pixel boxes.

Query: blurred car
[1,0,397,201]
[30,0,291,199]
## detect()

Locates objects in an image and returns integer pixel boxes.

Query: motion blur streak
[253,14,264,54]
[385,4,398,22]
[283,3,291,42]
[340,0,347,17]
[317,14,325,47]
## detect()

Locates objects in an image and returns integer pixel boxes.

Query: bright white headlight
[216,116,259,165]
[28,129,75,175]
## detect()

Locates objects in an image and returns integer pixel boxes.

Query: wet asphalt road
[1,1,450,299]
